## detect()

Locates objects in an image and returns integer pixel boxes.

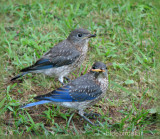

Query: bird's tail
[20,100,51,109]
[11,72,28,81]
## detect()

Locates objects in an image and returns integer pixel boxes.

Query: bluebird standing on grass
[21,62,108,125]
[11,28,96,84]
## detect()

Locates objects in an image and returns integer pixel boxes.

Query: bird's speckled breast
[71,40,89,69]
[86,76,108,107]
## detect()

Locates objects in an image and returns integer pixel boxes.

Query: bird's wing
[69,82,102,101]
[20,47,80,72]
[21,80,102,108]
[34,86,75,102]
[34,77,102,102]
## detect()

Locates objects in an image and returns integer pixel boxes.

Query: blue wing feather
[36,59,50,64]
[35,86,77,102]
[20,58,53,72]
[35,85,96,102]
[32,58,53,70]
[34,65,53,70]
[21,85,99,109]
[21,49,80,72]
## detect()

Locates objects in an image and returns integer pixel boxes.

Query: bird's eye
[77,33,82,37]
[92,66,96,69]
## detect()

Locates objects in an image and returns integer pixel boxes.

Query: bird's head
[67,28,96,45]
[90,62,108,78]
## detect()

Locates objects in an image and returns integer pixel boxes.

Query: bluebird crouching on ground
[21,62,108,125]
[11,28,96,84]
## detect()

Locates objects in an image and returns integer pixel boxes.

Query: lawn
[0,0,160,137]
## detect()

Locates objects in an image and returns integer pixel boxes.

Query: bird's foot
[79,110,102,126]
[80,115,102,126]
[84,112,101,119]
[59,77,71,85]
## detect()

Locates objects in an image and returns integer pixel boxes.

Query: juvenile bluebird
[11,28,96,84]
[21,62,108,125]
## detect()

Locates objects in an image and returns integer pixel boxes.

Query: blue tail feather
[11,72,28,81]
[20,100,51,108]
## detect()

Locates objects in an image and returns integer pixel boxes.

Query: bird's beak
[91,69,105,72]
[88,34,96,38]
[82,34,96,40]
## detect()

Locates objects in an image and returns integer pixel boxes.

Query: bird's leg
[59,77,64,85]
[78,110,95,126]
[84,112,101,119]
[80,115,95,125]
[64,76,71,82]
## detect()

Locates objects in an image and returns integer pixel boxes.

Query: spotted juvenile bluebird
[21,62,108,125]
[11,28,96,83]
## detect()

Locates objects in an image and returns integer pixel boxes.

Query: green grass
[0,0,160,137]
